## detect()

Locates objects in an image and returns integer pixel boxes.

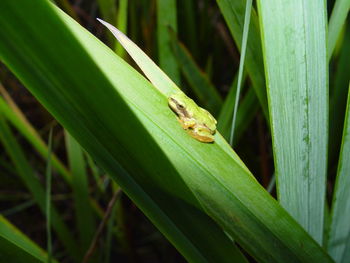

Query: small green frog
[168,92,217,143]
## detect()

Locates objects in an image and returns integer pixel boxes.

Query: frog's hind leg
[187,126,215,143]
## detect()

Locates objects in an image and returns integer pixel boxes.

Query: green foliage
[257,0,328,244]
[0,0,349,262]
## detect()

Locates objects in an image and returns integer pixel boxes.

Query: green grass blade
[0,215,56,263]
[178,0,197,57]
[156,0,180,85]
[328,84,350,262]
[45,128,53,263]
[85,152,105,192]
[329,24,350,165]
[328,0,350,60]
[96,0,117,26]
[220,87,258,144]
[65,131,95,252]
[229,0,252,145]
[0,116,79,260]
[1,200,36,217]
[0,1,334,261]
[169,31,222,114]
[217,72,259,144]
[96,0,117,47]
[115,0,128,56]
[97,19,178,96]
[257,0,328,244]
[216,0,268,120]
[0,84,71,183]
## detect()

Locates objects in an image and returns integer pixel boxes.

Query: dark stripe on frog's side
[170,98,191,118]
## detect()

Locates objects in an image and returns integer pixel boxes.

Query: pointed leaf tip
[96,18,178,95]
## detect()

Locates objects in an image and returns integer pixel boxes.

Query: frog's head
[168,92,191,118]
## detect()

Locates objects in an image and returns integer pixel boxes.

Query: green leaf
[229,0,252,145]
[0,1,333,262]
[65,131,95,252]
[96,0,117,47]
[218,85,259,144]
[115,0,128,56]
[216,0,268,120]
[45,128,53,263]
[257,0,328,244]
[0,215,55,263]
[328,83,350,263]
[157,0,180,84]
[328,23,350,165]
[328,0,350,60]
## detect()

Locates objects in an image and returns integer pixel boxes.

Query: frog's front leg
[177,118,196,129]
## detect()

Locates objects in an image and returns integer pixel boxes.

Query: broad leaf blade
[257,0,328,244]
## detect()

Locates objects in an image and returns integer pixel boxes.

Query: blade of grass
[45,128,53,263]
[216,0,268,121]
[97,18,178,96]
[328,23,350,166]
[1,200,36,217]
[257,0,328,244]
[168,30,222,115]
[178,0,197,57]
[0,215,56,263]
[229,0,252,145]
[65,131,95,253]
[115,0,128,57]
[96,0,117,47]
[328,83,350,262]
[96,0,117,26]
[328,0,350,61]
[219,86,259,145]
[217,71,258,143]
[0,2,333,261]
[85,152,105,193]
[0,83,71,183]
[0,116,79,260]
[156,0,180,85]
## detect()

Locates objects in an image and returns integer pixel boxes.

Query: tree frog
[168,92,217,143]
